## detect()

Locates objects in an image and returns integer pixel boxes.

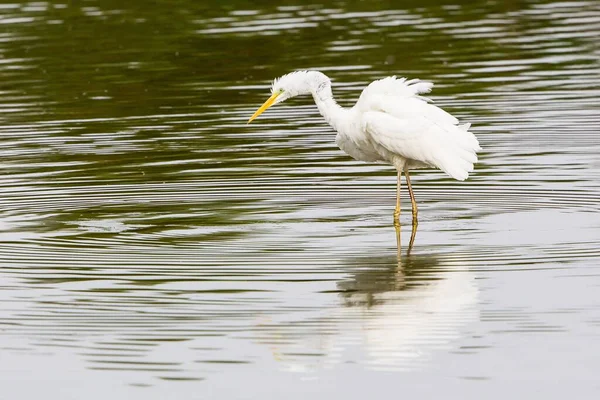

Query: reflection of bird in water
[254,233,478,373]
[337,252,443,307]
[336,252,478,371]
[248,70,481,235]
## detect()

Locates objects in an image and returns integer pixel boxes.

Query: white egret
[248,70,480,226]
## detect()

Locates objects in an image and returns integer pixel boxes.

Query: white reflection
[340,263,478,371]
[257,250,479,374]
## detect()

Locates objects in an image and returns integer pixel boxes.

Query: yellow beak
[247,92,281,123]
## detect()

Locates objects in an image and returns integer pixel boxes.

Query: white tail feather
[437,125,480,180]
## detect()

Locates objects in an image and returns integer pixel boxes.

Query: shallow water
[1,0,600,398]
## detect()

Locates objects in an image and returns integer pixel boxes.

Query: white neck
[300,71,348,132]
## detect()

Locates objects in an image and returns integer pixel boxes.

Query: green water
[1,1,599,399]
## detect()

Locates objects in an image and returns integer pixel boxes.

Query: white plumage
[348,75,479,180]
[248,70,481,225]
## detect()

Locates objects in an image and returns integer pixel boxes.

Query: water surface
[1,0,599,399]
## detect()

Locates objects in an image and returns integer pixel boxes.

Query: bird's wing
[357,76,460,126]
[356,76,435,109]
[356,76,480,180]
[362,106,480,180]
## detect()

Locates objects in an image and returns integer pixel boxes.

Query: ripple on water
[1,0,600,395]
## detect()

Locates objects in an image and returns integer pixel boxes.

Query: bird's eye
[279,89,285,94]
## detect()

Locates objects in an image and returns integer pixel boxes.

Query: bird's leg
[393,171,401,224]
[395,223,402,260]
[404,169,418,228]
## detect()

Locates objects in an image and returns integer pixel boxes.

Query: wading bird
[248,70,480,230]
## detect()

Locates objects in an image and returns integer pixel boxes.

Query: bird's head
[247,70,330,123]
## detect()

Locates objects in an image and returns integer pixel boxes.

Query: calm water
[1,0,599,398]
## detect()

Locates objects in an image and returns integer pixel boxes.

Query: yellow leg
[393,170,401,224]
[404,169,418,227]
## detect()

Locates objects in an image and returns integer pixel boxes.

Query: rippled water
[1,1,599,398]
